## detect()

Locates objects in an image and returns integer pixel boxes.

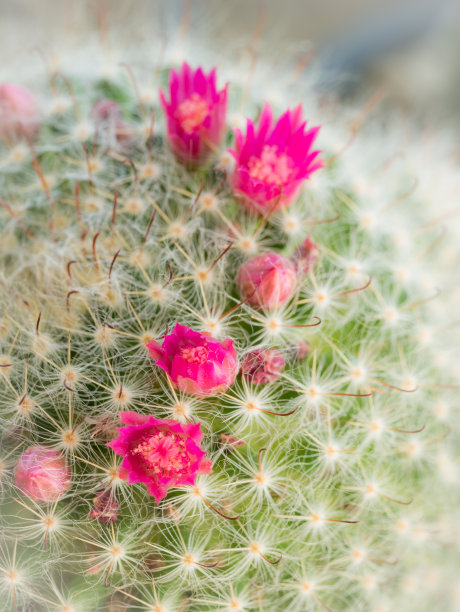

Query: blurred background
[0,0,459,123]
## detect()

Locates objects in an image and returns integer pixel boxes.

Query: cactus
[0,31,459,612]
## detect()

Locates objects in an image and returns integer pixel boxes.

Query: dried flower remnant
[89,489,119,523]
[91,97,136,152]
[292,235,319,275]
[294,340,310,361]
[221,433,245,447]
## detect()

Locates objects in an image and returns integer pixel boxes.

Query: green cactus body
[0,35,459,612]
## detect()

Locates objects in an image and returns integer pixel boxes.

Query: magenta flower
[228,103,322,213]
[159,62,228,165]
[241,349,285,385]
[237,252,297,310]
[107,411,212,503]
[0,83,40,141]
[147,323,239,397]
[14,445,71,503]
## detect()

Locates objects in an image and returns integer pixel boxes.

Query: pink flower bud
[237,252,297,310]
[147,323,239,397]
[241,348,285,385]
[292,235,319,274]
[108,412,212,503]
[294,340,310,361]
[89,489,119,523]
[159,62,227,166]
[0,83,40,141]
[91,99,122,123]
[14,445,71,503]
[220,433,245,448]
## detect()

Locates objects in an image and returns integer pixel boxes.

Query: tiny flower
[147,323,239,397]
[237,252,297,310]
[0,83,40,141]
[220,433,245,448]
[91,98,122,123]
[107,411,212,503]
[241,349,285,385]
[159,62,227,166]
[14,445,71,503]
[228,103,322,213]
[292,235,319,274]
[89,489,119,523]
[294,340,310,361]
[91,98,136,152]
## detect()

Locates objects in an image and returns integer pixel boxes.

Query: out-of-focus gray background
[1,0,459,123]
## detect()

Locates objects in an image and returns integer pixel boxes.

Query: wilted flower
[159,62,227,165]
[107,411,212,503]
[14,445,71,503]
[220,433,245,448]
[294,340,310,361]
[228,103,322,213]
[292,235,319,274]
[147,323,239,397]
[237,252,297,310]
[89,489,119,523]
[241,348,285,385]
[0,83,40,141]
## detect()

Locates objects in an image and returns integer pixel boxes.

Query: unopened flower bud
[0,83,40,141]
[241,348,285,385]
[14,445,71,502]
[294,340,310,361]
[237,252,297,310]
[292,235,319,274]
[220,433,245,447]
[91,98,122,123]
[89,489,118,523]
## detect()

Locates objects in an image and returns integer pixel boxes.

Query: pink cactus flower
[241,348,285,385]
[0,83,40,141]
[237,252,297,310]
[292,235,319,274]
[107,411,212,503]
[14,445,71,503]
[228,103,322,213]
[159,62,228,166]
[147,323,239,397]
